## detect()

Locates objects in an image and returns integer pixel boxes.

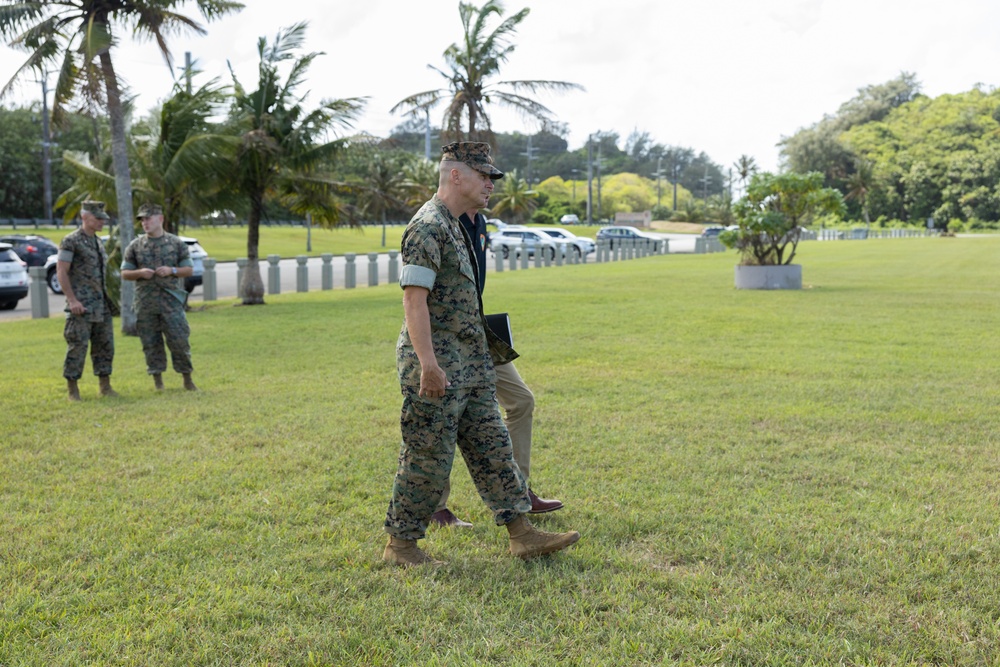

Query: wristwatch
[172,267,177,276]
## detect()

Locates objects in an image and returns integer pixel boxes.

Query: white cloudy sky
[2,0,999,173]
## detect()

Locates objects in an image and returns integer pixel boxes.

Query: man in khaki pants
[429,205,564,528]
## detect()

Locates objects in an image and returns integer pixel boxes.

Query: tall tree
[488,168,536,224]
[0,0,242,332]
[357,151,409,248]
[390,0,582,144]
[733,154,758,198]
[57,78,235,233]
[224,22,365,305]
[844,158,874,228]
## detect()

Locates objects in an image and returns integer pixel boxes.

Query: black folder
[485,313,513,348]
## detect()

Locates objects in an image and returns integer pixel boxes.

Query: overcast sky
[2,0,999,175]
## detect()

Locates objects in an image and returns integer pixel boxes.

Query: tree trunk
[241,195,266,304]
[99,50,137,335]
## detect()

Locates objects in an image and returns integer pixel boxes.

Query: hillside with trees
[780,74,1000,230]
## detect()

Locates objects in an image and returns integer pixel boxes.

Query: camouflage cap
[441,141,504,180]
[81,200,110,220]
[136,203,163,219]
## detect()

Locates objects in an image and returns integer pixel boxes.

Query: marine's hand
[154,266,174,277]
[418,365,450,398]
[68,298,86,316]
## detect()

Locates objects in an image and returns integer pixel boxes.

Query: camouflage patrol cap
[81,200,110,220]
[136,203,163,219]
[441,141,504,180]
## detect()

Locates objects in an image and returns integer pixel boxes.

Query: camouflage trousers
[137,302,192,375]
[63,313,114,380]
[385,384,531,540]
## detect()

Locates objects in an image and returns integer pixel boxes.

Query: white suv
[489,227,558,260]
[0,242,29,310]
[534,227,595,258]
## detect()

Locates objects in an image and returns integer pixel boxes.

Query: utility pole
[596,138,603,221]
[521,135,539,187]
[40,75,53,222]
[570,168,579,208]
[184,52,193,94]
[655,156,663,210]
[672,155,679,212]
[700,165,711,202]
[424,107,432,162]
[586,135,593,224]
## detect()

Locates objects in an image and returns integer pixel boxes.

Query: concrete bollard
[236,258,248,298]
[319,252,333,290]
[520,248,529,270]
[388,250,399,284]
[508,247,517,271]
[495,247,504,273]
[203,258,217,301]
[612,243,620,262]
[534,249,542,268]
[29,266,48,318]
[267,255,281,294]
[344,253,356,289]
[296,255,308,292]
[321,254,333,290]
[368,252,379,287]
[554,245,563,267]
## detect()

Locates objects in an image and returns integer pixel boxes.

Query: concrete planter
[734,264,802,290]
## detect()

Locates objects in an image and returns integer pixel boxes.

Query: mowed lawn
[2,237,999,665]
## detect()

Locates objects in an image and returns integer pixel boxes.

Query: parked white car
[490,226,559,260]
[559,214,581,225]
[534,227,596,258]
[179,236,207,293]
[0,242,29,310]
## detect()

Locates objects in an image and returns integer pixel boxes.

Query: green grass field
[2,237,999,665]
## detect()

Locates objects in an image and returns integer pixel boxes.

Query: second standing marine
[121,204,198,391]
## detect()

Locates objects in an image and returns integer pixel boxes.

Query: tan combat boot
[182,373,198,391]
[67,379,81,402]
[506,516,580,560]
[382,537,445,567]
[152,373,164,391]
[98,375,119,398]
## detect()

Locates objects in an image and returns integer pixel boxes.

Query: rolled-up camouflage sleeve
[399,223,440,290]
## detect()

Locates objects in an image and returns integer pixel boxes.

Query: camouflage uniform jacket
[122,233,191,312]
[397,195,516,389]
[58,228,111,322]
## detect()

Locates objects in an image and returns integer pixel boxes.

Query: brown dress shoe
[528,489,564,514]
[429,508,473,528]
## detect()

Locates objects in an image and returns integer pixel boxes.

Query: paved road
[1,233,694,323]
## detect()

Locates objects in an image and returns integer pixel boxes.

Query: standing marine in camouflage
[121,204,197,391]
[383,141,581,567]
[57,200,118,401]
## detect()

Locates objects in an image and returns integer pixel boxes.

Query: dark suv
[0,234,59,267]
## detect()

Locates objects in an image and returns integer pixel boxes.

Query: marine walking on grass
[121,203,198,391]
[383,141,581,566]
[57,200,118,401]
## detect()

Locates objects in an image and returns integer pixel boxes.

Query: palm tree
[224,22,365,305]
[488,168,536,224]
[58,78,235,233]
[0,0,242,332]
[845,158,874,229]
[733,155,758,199]
[391,0,582,143]
[358,152,409,248]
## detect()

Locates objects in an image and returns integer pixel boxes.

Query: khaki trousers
[437,361,534,511]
